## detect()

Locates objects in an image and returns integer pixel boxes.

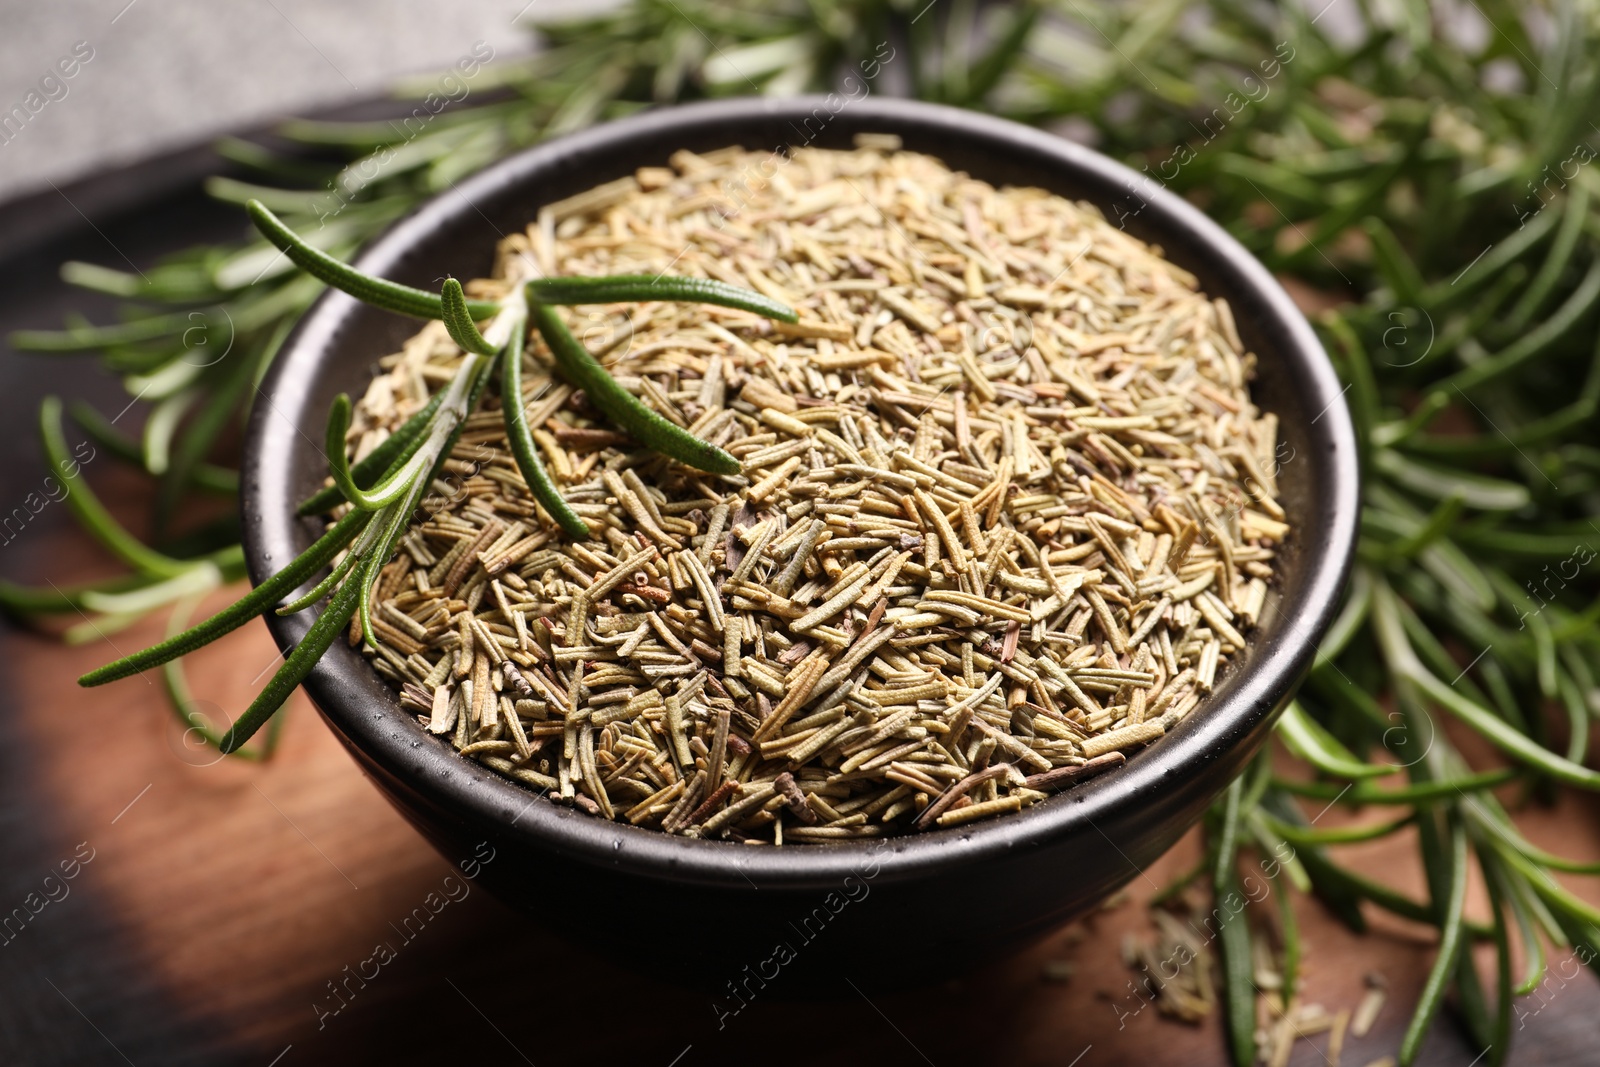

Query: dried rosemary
[348,141,1287,841]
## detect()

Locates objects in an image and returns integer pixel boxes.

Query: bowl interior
[243,96,1358,890]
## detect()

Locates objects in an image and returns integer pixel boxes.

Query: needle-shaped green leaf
[440,277,500,356]
[1273,768,1518,806]
[275,538,365,616]
[161,595,284,761]
[1479,848,1547,997]
[78,507,372,686]
[1213,777,1255,1067]
[40,396,191,580]
[526,274,798,323]
[324,393,431,510]
[497,314,590,539]
[1467,796,1600,875]
[0,572,160,616]
[219,571,362,754]
[245,199,499,320]
[9,311,200,353]
[1442,258,1600,396]
[1372,449,1531,512]
[1274,868,1300,1005]
[531,302,740,475]
[1262,808,1414,845]
[1276,701,1395,779]
[1399,824,1468,1066]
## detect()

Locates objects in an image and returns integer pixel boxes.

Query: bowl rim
[243,95,1360,890]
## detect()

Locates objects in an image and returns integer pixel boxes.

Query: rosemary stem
[77,507,372,686]
[245,200,499,320]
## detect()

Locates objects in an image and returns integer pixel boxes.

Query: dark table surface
[1,118,1597,1067]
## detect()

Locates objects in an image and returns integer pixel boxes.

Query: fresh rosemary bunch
[74,200,793,753]
[6,1,1600,1063]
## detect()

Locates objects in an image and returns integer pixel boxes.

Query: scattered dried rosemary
[343,139,1288,842]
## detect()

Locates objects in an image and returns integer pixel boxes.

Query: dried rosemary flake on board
[333,143,1288,844]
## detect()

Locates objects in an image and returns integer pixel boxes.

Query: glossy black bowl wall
[242,97,1359,991]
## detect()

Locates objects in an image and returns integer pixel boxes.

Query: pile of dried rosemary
[338,140,1288,842]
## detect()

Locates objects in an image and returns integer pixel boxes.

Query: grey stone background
[0,1,595,201]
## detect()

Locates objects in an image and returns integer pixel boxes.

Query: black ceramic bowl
[243,97,1358,988]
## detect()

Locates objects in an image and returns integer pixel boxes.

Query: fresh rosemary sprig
[75,200,791,753]
[6,2,1600,1061]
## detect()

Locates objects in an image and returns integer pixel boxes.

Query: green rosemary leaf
[1557,669,1590,765]
[526,274,798,323]
[245,200,499,320]
[497,312,590,539]
[0,572,165,616]
[1543,905,1600,988]
[1449,842,1502,1056]
[219,570,362,754]
[1212,777,1255,1067]
[1261,809,1414,846]
[440,277,500,356]
[1372,449,1531,511]
[532,302,740,475]
[963,0,1042,104]
[1413,333,1600,458]
[75,556,234,624]
[1274,871,1300,1007]
[1317,313,1378,466]
[1287,841,1371,933]
[161,595,282,761]
[1363,216,1427,309]
[1276,701,1394,780]
[39,396,190,580]
[1478,858,1514,1067]
[1387,495,1464,559]
[1324,850,1447,928]
[355,511,403,652]
[276,115,418,148]
[1442,258,1600,396]
[275,541,364,617]
[1370,583,1600,789]
[323,393,431,510]
[297,389,445,514]
[213,135,335,183]
[206,176,330,215]
[1505,181,1590,332]
[1500,841,1600,933]
[1311,567,1372,668]
[1467,796,1600,875]
[1410,655,1600,790]
[1272,769,1519,805]
[57,260,147,298]
[77,507,371,686]
[1398,824,1468,1067]
[8,312,198,353]
[1480,848,1548,997]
